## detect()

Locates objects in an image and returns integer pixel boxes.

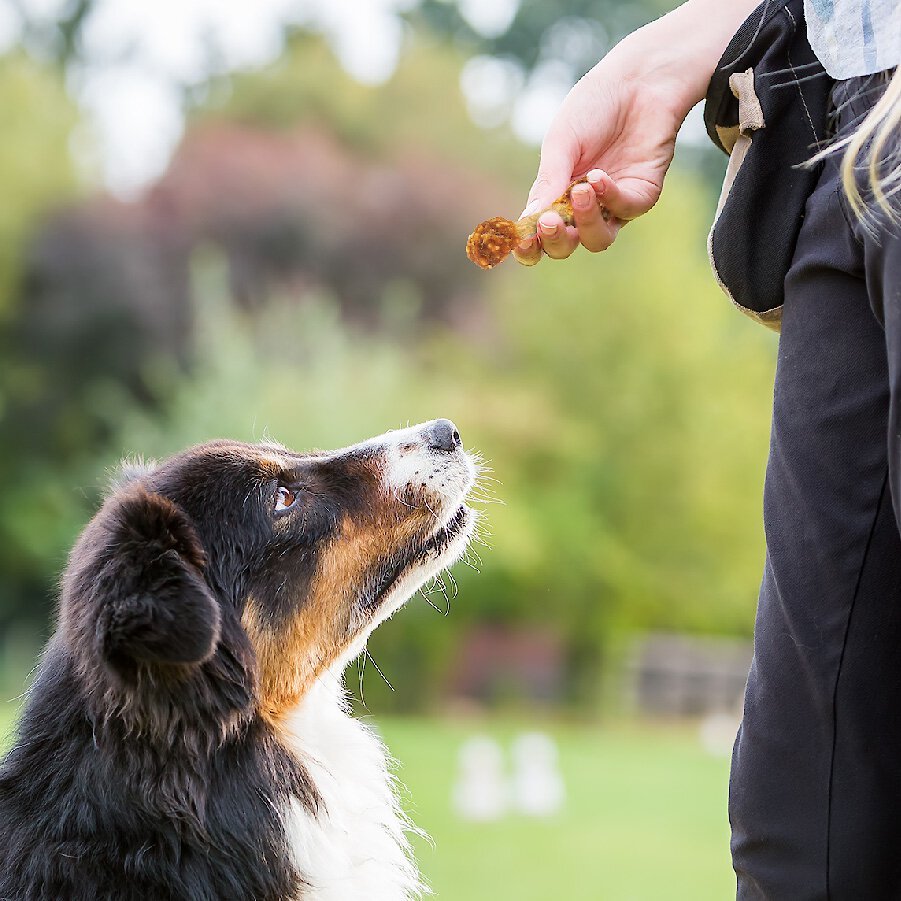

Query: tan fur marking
[243,504,433,726]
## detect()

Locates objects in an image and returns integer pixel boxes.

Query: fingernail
[518,237,535,252]
[519,199,540,219]
[571,185,592,209]
[587,169,607,192]
[538,215,558,236]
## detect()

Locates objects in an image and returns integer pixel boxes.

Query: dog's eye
[275,486,298,512]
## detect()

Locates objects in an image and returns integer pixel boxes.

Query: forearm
[615,0,764,118]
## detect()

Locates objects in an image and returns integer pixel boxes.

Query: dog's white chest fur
[282,673,424,900]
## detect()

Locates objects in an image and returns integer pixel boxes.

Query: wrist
[616,0,763,117]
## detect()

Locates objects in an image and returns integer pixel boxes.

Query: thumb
[520,139,577,219]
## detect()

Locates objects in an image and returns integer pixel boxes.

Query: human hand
[515,47,687,264]
[514,0,760,265]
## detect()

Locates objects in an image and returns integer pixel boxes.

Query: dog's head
[60,420,477,727]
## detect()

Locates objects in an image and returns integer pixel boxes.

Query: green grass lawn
[0,702,734,899]
[380,717,735,900]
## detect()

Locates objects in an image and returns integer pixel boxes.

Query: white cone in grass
[510,731,564,817]
[452,736,507,821]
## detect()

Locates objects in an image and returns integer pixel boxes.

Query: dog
[0,419,477,900]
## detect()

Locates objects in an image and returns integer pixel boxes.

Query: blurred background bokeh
[0,0,777,896]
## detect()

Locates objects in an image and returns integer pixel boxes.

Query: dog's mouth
[418,504,470,563]
[359,504,471,615]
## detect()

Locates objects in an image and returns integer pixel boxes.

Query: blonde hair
[839,68,901,223]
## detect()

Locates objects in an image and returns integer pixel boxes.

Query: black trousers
[730,75,901,899]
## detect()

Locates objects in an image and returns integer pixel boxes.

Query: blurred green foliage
[0,21,775,710]
[0,52,81,627]
[0,53,78,318]
[205,32,537,187]
[408,0,669,74]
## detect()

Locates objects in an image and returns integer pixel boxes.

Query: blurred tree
[0,53,78,318]
[0,52,81,630]
[15,0,95,67]
[0,33,526,632]
[204,32,535,189]
[407,0,673,75]
[13,0,674,76]
[0,24,772,715]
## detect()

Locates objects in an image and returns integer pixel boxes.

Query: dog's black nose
[426,419,461,452]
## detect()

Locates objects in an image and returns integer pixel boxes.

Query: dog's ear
[96,488,221,668]
[107,456,158,494]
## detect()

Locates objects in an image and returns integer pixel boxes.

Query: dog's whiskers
[418,586,445,614]
[365,649,395,692]
[434,575,450,614]
[356,653,369,710]
[445,569,458,605]
[459,551,481,573]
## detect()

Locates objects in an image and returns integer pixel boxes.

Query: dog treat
[465,176,610,269]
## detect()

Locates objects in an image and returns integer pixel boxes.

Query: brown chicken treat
[466,176,610,269]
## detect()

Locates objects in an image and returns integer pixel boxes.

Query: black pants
[730,74,901,899]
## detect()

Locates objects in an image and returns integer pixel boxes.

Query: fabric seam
[783,5,820,146]
[721,0,777,70]
[835,183,866,248]
[824,466,889,899]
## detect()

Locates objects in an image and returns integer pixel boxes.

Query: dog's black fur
[0,437,429,900]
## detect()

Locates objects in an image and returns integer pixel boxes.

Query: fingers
[513,168,635,266]
[586,168,655,221]
[537,212,580,260]
[512,235,542,267]
[512,213,579,266]
[571,178,620,253]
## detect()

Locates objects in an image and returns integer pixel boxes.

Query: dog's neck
[279,667,425,900]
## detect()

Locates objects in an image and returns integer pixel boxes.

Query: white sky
[0,0,704,196]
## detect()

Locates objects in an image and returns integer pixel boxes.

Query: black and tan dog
[0,420,477,900]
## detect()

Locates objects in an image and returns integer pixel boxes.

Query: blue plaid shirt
[805,0,900,77]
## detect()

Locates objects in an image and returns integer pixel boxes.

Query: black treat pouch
[704,0,834,331]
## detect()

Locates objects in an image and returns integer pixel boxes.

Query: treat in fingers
[465,177,610,269]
